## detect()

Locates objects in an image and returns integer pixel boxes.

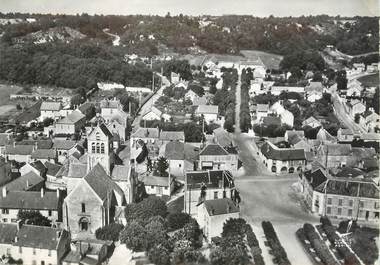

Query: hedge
[245,224,265,265]
[262,221,291,265]
[303,223,340,265]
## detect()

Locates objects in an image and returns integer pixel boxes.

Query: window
[2,218,7,222]
[6,248,10,255]
[96,143,100,153]
[327,207,331,214]
[327,198,332,205]
[91,143,95,153]
[349,200,353,207]
[214,191,218,199]
[100,143,105,154]
[359,201,364,208]
[18,246,22,254]
[338,199,343,206]
[223,190,226,198]
[348,209,353,216]
[375,202,379,209]
[179,164,181,168]
[1,209,9,214]
[151,186,154,189]
[41,261,45,265]
[96,132,100,141]
[81,203,86,213]
[337,208,342,215]
[48,210,52,217]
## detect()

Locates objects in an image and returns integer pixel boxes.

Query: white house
[39,102,63,121]
[302,116,322,129]
[197,198,240,241]
[196,105,219,123]
[54,110,86,135]
[347,100,366,117]
[360,112,380,132]
[280,109,294,127]
[199,144,238,172]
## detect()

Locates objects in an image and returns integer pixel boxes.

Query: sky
[0,0,378,17]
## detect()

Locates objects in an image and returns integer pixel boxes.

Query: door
[365,211,369,220]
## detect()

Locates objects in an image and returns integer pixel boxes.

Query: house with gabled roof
[159,131,185,145]
[39,101,63,121]
[305,82,323,102]
[184,170,237,217]
[260,141,306,174]
[302,116,322,129]
[199,143,238,171]
[5,144,35,163]
[54,110,86,135]
[0,224,71,265]
[195,105,219,123]
[347,99,366,118]
[317,143,352,168]
[63,164,126,236]
[337,128,354,142]
[360,111,380,133]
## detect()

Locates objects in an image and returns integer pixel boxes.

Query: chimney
[13,141,16,148]
[2,186,6,197]
[40,187,44,198]
[226,203,230,213]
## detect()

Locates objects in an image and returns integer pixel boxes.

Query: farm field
[240,50,283,70]
[0,84,23,105]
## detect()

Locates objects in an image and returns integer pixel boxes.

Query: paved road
[235,72,242,133]
[132,73,170,130]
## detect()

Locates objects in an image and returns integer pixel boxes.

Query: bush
[125,196,168,224]
[222,218,247,238]
[120,221,147,252]
[262,221,291,265]
[95,223,124,241]
[148,244,171,265]
[166,212,191,231]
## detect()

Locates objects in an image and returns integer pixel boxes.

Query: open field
[358,73,379,87]
[0,84,23,105]
[240,50,283,70]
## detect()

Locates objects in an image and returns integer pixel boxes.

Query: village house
[0,224,71,265]
[199,144,238,172]
[19,161,45,177]
[171,72,180,84]
[184,89,198,102]
[197,198,240,241]
[139,172,174,197]
[360,111,380,132]
[39,101,63,121]
[4,144,35,163]
[347,99,366,118]
[44,161,64,190]
[0,134,11,156]
[316,127,336,143]
[317,143,352,168]
[1,171,45,192]
[99,98,129,142]
[53,140,78,163]
[260,116,282,127]
[30,149,57,164]
[141,106,165,121]
[62,238,111,265]
[270,86,305,96]
[337,128,354,142]
[305,82,324,102]
[346,85,363,98]
[184,170,236,217]
[130,127,160,160]
[302,116,322,129]
[366,63,378,73]
[255,104,269,121]
[159,131,185,145]
[301,169,379,223]
[54,110,86,136]
[195,105,219,124]
[259,141,306,173]
[249,80,265,96]
[0,187,61,225]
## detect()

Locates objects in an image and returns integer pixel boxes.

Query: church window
[101,143,105,154]
[96,132,100,141]
[81,203,86,213]
[91,143,96,153]
[96,143,100,153]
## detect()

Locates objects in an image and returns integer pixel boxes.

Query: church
[62,124,134,237]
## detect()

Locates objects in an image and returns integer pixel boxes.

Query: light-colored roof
[142,106,162,118]
[40,101,61,111]
[111,165,130,181]
[305,82,323,93]
[256,104,269,112]
[53,139,77,150]
[3,171,44,191]
[303,116,321,126]
[160,131,185,142]
[31,149,56,159]
[57,110,85,124]
[165,141,184,160]
[131,128,160,139]
[196,105,218,114]
[67,163,87,179]
[141,175,169,187]
[199,144,229,156]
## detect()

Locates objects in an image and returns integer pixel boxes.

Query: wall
[0,209,58,224]
[11,246,58,265]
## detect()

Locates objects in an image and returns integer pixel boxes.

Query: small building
[305,82,323,102]
[184,170,236,217]
[54,110,86,135]
[195,105,219,124]
[317,143,352,168]
[260,116,282,127]
[199,144,238,171]
[1,171,45,192]
[130,127,160,160]
[159,131,185,145]
[0,188,61,225]
[255,104,269,121]
[337,128,354,142]
[302,116,322,129]
[360,112,380,133]
[53,140,78,163]
[141,106,164,121]
[0,224,70,265]
[164,141,199,179]
[19,161,46,177]
[280,109,294,127]
[259,141,306,174]
[197,198,240,241]
[30,149,57,164]
[140,173,174,197]
[5,144,35,163]
[40,101,63,121]
[347,100,366,118]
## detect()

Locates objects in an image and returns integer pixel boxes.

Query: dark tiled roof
[44,162,62,176]
[17,140,53,149]
[213,127,233,147]
[304,169,328,189]
[5,145,34,156]
[315,179,379,199]
[335,167,365,178]
[4,171,44,191]
[111,165,130,181]
[261,142,306,161]
[84,164,124,202]
[0,191,59,210]
[0,223,17,244]
[203,198,239,216]
[14,225,64,250]
[131,128,159,139]
[67,163,87,179]
[53,139,77,150]
[57,110,85,124]
[30,161,46,173]
[322,144,352,156]
[199,144,229,156]
[186,170,234,189]
[262,116,281,126]
[99,123,113,138]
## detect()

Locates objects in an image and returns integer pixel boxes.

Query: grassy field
[358,74,379,87]
[240,50,283,70]
[0,84,23,105]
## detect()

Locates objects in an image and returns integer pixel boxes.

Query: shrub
[119,221,147,252]
[148,244,171,265]
[125,196,167,224]
[166,212,191,231]
[262,221,291,265]
[222,218,247,238]
[95,223,124,241]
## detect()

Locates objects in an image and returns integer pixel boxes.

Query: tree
[125,196,168,223]
[17,210,51,227]
[148,244,171,265]
[120,221,147,251]
[336,70,348,91]
[155,156,169,177]
[189,83,205,97]
[222,218,247,238]
[70,94,83,107]
[42,117,54,127]
[209,78,218,94]
[95,223,124,241]
[166,212,191,231]
[354,113,361,124]
[145,219,168,250]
